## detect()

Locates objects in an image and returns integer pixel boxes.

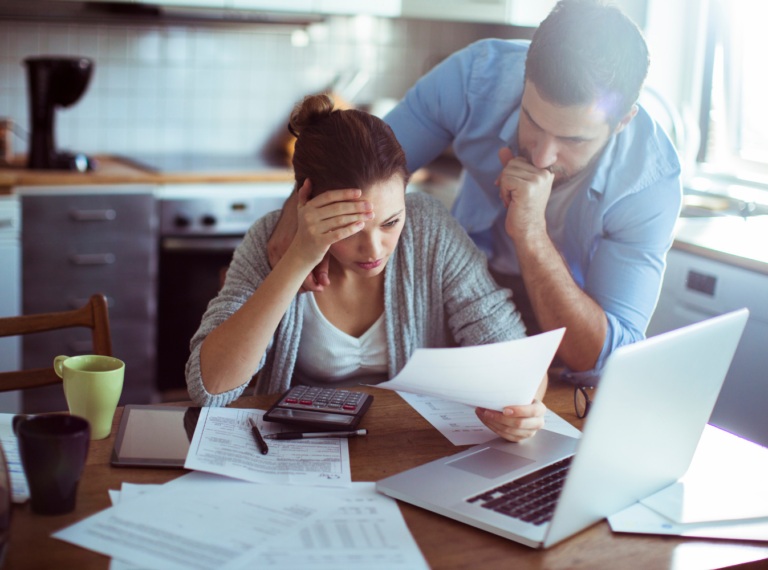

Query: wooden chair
[0,294,113,392]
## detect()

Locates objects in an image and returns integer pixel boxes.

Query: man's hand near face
[495,147,554,243]
[494,147,607,374]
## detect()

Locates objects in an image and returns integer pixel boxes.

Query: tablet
[111,405,201,468]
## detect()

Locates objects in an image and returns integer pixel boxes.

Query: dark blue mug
[13,415,90,515]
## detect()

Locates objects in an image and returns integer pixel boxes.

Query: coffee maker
[24,57,96,172]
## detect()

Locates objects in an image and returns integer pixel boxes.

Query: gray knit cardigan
[186,193,526,406]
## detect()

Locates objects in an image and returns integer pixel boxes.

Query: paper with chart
[609,502,768,542]
[185,407,351,487]
[221,483,429,570]
[639,424,768,524]
[0,414,29,502]
[397,392,581,445]
[372,328,564,411]
[55,472,339,570]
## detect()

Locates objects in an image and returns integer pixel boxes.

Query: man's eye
[382,219,400,228]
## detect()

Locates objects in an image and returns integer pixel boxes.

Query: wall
[0,16,529,157]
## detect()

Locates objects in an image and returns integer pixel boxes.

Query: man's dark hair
[524,0,650,125]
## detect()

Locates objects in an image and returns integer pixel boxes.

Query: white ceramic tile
[73,26,100,59]
[104,62,133,91]
[163,28,189,65]
[43,25,71,56]
[134,65,162,93]
[13,24,42,59]
[131,29,161,64]
[0,23,9,58]
[103,95,130,123]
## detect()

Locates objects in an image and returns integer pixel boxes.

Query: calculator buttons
[299,399,313,405]
[285,398,298,404]
[277,388,370,415]
[342,404,356,410]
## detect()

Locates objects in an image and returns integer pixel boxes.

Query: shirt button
[468,225,473,232]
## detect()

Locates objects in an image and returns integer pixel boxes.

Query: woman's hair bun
[289,93,335,136]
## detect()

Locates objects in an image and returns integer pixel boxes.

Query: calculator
[263,386,374,431]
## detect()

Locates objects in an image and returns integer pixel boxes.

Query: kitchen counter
[672,215,768,277]
[0,155,295,192]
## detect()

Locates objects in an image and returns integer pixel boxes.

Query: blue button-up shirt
[384,39,682,382]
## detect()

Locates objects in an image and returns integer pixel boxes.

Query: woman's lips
[356,259,383,270]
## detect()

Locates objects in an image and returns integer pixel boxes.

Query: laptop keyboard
[466,456,574,526]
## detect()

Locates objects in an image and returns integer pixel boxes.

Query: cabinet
[21,187,158,413]
[401,0,556,26]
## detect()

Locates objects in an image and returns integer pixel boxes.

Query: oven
[156,183,291,394]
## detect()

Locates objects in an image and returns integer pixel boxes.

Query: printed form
[55,473,339,570]
[397,392,582,446]
[221,483,429,570]
[185,407,351,487]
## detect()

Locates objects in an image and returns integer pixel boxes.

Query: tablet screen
[111,405,201,467]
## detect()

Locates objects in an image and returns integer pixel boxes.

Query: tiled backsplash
[0,16,526,157]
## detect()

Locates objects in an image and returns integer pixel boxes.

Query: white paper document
[55,472,339,570]
[0,414,29,503]
[185,407,351,487]
[640,425,768,523]
[397,392,581,446]
[609,502,768,542]
[221,483,429,570]
[372,328,564,411]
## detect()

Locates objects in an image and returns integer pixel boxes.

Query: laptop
[376,308,749,549]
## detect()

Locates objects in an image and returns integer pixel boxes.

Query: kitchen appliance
[24,57,95,172]
[156,181,292,393]
[647,216,768,448]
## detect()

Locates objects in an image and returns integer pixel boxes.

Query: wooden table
[6,380,768,570]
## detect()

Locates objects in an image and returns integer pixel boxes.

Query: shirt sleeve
[563,172,682,385]
[433,201,527,346]
[185,222,277,407]
[384,44,474,172]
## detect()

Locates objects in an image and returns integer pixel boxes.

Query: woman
[186,94,547,442]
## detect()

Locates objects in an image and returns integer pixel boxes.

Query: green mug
[53,355,124,440]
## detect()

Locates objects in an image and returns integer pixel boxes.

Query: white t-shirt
[293,292,388,386]
[489,165,593,276]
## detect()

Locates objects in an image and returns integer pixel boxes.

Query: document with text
[185,407,351,487]
[397,392,582,445]
[221,483,429,570]
[372,329,565,411]
[55,473,339,570]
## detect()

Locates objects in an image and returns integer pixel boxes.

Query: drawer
[24,280,156,321]
[22,193,156,237]
[23,234,155,284]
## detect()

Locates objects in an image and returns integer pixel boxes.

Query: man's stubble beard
[516,138,610,190]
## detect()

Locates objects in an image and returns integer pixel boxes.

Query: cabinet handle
[70,209,117,221]
[70,253,116,265]
[0,217,18,229]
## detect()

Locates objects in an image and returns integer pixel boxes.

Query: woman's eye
[382,218,400,228]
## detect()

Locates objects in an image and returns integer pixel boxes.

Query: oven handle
[161,237,243,252]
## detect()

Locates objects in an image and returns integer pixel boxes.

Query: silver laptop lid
[543,308,749,548]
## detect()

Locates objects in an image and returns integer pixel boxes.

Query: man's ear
[613,104,638,135]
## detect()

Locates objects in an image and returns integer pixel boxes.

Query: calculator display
[267,408,355,424]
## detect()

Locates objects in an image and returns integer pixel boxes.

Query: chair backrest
[0,295,113,392]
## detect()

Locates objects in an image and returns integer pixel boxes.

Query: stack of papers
[609,425,768,541]
[55,405,429,570]
[56,474,429,570]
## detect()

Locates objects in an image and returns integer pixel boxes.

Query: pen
[248,417,269,455]
[264,429,368,440]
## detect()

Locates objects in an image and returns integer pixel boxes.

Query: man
[268,0,681,438]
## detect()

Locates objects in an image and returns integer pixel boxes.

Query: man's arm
[497,150,681,373]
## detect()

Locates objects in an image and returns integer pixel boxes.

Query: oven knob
[201,215,217,227]
[174,215,191,228]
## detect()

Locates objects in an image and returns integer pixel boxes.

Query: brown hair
[289,94,409,196]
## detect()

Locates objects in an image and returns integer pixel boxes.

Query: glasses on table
[573,386,595,419]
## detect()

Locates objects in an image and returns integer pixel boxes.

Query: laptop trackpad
[447,448,536,479]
